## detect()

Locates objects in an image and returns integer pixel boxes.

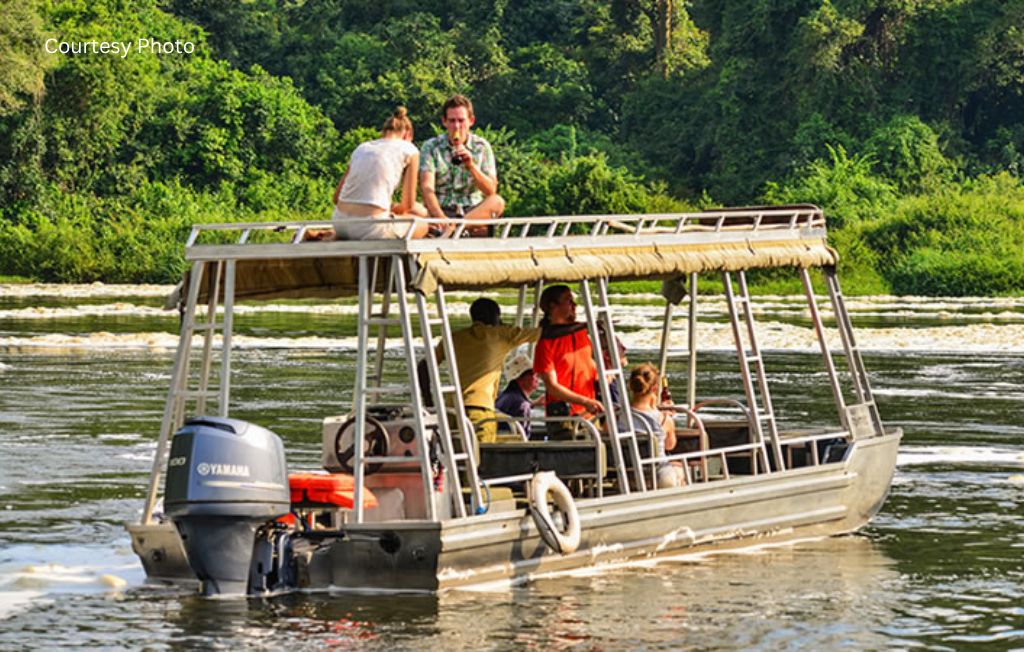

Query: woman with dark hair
[532,285,603,427]
[626,363,685,488]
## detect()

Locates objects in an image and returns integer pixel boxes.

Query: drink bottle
[660,374,673,405]
[451,133,464,165]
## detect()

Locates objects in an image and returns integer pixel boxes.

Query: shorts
[332,208,413,240]
[441,203,479,219]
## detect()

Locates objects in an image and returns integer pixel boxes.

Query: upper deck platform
[181,206,836,299]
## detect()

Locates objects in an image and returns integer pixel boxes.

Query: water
[1,285,1022,649]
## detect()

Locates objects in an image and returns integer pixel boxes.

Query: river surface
[0,284,1022,650]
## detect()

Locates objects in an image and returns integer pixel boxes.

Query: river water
[0,284,1022,650]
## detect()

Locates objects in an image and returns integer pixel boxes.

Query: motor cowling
[165,417,290,596]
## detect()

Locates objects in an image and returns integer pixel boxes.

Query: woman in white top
[330,106,430,240]
[626,362,686,488]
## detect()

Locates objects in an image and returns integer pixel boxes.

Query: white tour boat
[128,206,901,595]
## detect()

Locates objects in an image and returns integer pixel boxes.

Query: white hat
[504,352,534,381]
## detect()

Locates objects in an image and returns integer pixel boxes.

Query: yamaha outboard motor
[165,417,290,596]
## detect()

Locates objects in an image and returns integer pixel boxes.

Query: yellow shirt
[438,323,540,409]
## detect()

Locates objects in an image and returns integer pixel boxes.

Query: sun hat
[504,352,534,381]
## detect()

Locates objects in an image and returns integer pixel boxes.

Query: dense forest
[1,0,1023,294]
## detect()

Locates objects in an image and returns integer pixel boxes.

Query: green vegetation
[1,0,1023,296]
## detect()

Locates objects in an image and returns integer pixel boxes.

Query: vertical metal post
[800,268,847,429]
[218,260,236,417]
[352,256,370,523]
[372,259,394,387]
[687,272,698,409]
[196,261,223,416]
[514,284,528,328]
[657,302,673,394]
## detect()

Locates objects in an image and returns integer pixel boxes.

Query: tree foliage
[1,0,1023,294]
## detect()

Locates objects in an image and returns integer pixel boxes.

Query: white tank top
[338,138,419,210]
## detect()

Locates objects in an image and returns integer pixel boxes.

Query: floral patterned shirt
[419,132,497,208]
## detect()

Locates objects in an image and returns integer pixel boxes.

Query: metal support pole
[800,268,847,429]
[352,256,370,523]
[687,272,698,409]
[218,260,236,417]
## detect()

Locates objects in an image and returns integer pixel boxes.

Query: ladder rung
[449,452,470,461]
[364,386,409,395]
[745,355,761,363]
[362,455,426,464]
[427,318,445,326]
[437,385,458,393]
[613,431,637,439]
[367,317,402,327]
[172,389,217,398]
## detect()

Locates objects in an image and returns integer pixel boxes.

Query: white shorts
[332,208,412,240]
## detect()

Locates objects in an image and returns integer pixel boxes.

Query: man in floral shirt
[420,95,505,232]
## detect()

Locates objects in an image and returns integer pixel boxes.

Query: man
[495,352,540,440]
[533,285,604,424]
[420,95,505,233]
[437,298,539,442]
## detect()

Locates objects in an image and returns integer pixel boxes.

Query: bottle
[660,374,673,405]
[450,133,464,165]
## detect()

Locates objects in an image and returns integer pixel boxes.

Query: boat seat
[288,472,378,510]
[478,440,606,485]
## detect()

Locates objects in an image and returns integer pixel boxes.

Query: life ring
[529,471,581,555]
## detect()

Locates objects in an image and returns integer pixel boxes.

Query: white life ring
[529,471,581,555]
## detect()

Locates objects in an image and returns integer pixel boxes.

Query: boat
[127,206,902,596]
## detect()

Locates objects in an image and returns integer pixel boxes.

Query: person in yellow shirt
[437,298,540,442]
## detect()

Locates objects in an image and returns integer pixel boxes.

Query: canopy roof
[180,207,836,303]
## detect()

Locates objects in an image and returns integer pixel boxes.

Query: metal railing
[183,207,827,251]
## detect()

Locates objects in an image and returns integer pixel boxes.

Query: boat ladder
[722,270,782,474]
[581,276,647,493]
[411,271,485,516]
[143,259,238,523]
[350,255,483,521]
[800,267,884,439]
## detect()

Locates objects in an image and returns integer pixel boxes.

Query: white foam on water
[0,283,174,299]
[5,291,1024,353]
[0,303,171,320]
[0,551,142,620]
[0,590,48,620]
[897,446,1024,468]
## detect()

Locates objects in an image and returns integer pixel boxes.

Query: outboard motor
[165,417,290,596]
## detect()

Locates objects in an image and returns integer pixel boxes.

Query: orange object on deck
[288,472,377,509]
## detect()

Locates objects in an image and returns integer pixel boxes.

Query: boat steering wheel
[334,415,390,475]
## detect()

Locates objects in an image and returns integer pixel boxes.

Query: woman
[626,363,686,488]
[330,106,429,240]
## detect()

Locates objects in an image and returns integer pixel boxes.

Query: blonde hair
[628,362,660,397]
[382,106,412,137]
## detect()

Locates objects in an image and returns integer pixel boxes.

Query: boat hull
[302,429,901,592]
